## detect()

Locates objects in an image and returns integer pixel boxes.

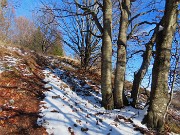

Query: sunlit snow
[38,68,148,135]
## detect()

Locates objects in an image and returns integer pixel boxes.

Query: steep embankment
[38,68,151,135]
[0,43,47,134]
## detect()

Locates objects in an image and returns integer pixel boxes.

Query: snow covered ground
[0,55,20,73]
[0,46,25,74]
[38,68,148,135]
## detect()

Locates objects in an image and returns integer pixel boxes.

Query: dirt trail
[0,45,47,135]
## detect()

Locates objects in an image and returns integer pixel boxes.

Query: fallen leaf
[50,109,59,113]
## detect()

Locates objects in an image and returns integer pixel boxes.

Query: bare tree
[13,16,36,45]
[0,0,15,41]
[39,0,102,69]
[70,0,114,109]
[113,0,159,108]
[128,0,166,107]
[130,22,160,107]
[34,13,63,55]
[113,0,131,108]
[100,0,114,109]
[142,0,178,132]
[38,16,59,54]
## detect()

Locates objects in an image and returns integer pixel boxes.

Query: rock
[9,99,14,105]
[81,127,88,132]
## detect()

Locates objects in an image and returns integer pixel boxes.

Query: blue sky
[15,0,153,82]
[14,0,171,89]
[16,0,40,18]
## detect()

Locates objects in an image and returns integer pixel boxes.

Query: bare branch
[96,1,103,9]
[81,30,102,38]
[127,50,145,60]
[127,21,157,39]
[129,9,156,23]
[74,0,103,34]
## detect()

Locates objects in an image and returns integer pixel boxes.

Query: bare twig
[129,9,156,23]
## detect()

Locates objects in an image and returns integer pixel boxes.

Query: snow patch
[0,55,20,73]
[158,25,164,31]
[7,46,28,56]
[38,68,148,135]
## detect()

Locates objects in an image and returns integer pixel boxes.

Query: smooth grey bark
[131,32,157,107]
[75,0,114,109]
[131,16,166,107]
[143,0,178,132]
[114,0,130,109]
[101,0,114,110]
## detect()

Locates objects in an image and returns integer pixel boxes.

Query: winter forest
[0,0,180,134]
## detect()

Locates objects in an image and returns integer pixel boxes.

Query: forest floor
[0,42,179,135]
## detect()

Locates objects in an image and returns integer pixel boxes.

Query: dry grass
[0,46,9,57]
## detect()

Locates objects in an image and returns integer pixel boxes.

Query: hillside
[0,42,179,135]
[0,43,47,134]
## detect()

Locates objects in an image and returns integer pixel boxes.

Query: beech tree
[76,0,131,109]
[39,0,114,109]
[143,0,178,132]
[131,21,161,107]
[114,0,156,108]
[113,0,130,108]
[169,31,180,91]
[101,0,114,109]
[129,1,166,107]
[71,0,157,109]
[37,0,179,113]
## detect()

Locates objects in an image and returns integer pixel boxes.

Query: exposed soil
[0,45,48,135]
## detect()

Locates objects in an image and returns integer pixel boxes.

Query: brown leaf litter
[0,45,48,135]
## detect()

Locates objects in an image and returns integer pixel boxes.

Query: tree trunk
[101,0,114,110]
[84,23,92,70]
[143,0,178,132]
[114,0,130,109]
[131,32,157,107]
